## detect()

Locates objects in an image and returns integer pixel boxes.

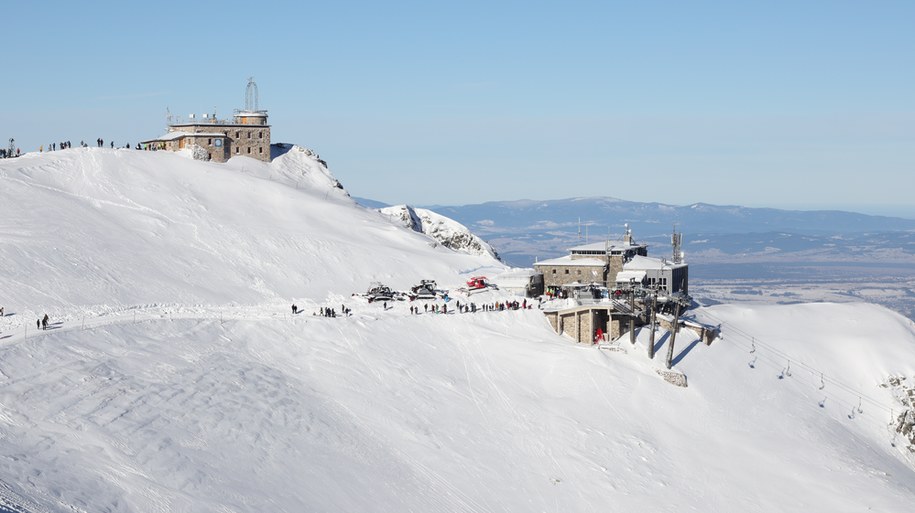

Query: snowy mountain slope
[0,147,504,315]
[0,300,913,512]
[1,149,914,512]
[379,204,500,259]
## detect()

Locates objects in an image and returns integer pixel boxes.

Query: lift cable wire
[696,310,900,422]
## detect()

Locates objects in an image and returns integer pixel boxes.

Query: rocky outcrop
[380,205,500,260]
[657,369,688,388]
[883,375,915,452]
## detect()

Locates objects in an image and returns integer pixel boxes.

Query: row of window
[547,269,671,284]
[233,131,264,139]
[203,138,264,155]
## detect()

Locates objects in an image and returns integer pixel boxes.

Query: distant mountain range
[357,197,915,267]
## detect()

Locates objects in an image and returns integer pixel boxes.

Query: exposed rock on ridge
[380,205,500,260]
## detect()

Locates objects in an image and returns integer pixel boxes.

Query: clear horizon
[3,0,913,217]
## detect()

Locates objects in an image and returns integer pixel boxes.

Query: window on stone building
[208,138,212,145]
[235,147,239,154]
[247,147,251,154]
[551,270,556,274]
[236,131,239,138]
[247,132,251,139]
[258,132,263,138]
[564,269,569,274]
[259,147,263,154]
[577,270,581,275]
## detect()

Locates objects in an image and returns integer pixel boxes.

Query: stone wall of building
[610,317,623,339]
[608,255,625,287]
[555,309,595,344]
[545,312,559,332]
[546,306,649,344]
[186,133,229,162]
[536,264,607,288]
[224,125,271,162]
[160,139,180,152]
[165,123,271,163]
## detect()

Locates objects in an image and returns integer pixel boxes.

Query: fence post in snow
[666,301,681,370]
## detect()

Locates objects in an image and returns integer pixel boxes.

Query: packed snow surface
[0,148,914,512]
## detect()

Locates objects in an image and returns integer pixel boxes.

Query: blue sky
[4,0,914,216]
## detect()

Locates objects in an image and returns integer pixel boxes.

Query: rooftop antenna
[165,107,173,128]
[577,217,582,241]
[245,77,259,111]
[672,225,683,264]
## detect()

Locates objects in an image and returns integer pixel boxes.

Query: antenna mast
[245,77,259,111]
[672,225,683,264]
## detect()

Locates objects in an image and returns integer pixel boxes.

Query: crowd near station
[1,136,175,158]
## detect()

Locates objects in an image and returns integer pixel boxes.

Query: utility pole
[629,280,636,345]
[666,300,681,369]
[648,291,657,359]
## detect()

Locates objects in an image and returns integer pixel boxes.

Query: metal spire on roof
[245,77,259,111]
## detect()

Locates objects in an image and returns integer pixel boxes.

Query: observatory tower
[141,78,271,163]
[233,77,269,128]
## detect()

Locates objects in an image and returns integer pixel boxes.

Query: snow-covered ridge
[0,147,505,314]
[379,204,500,260]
